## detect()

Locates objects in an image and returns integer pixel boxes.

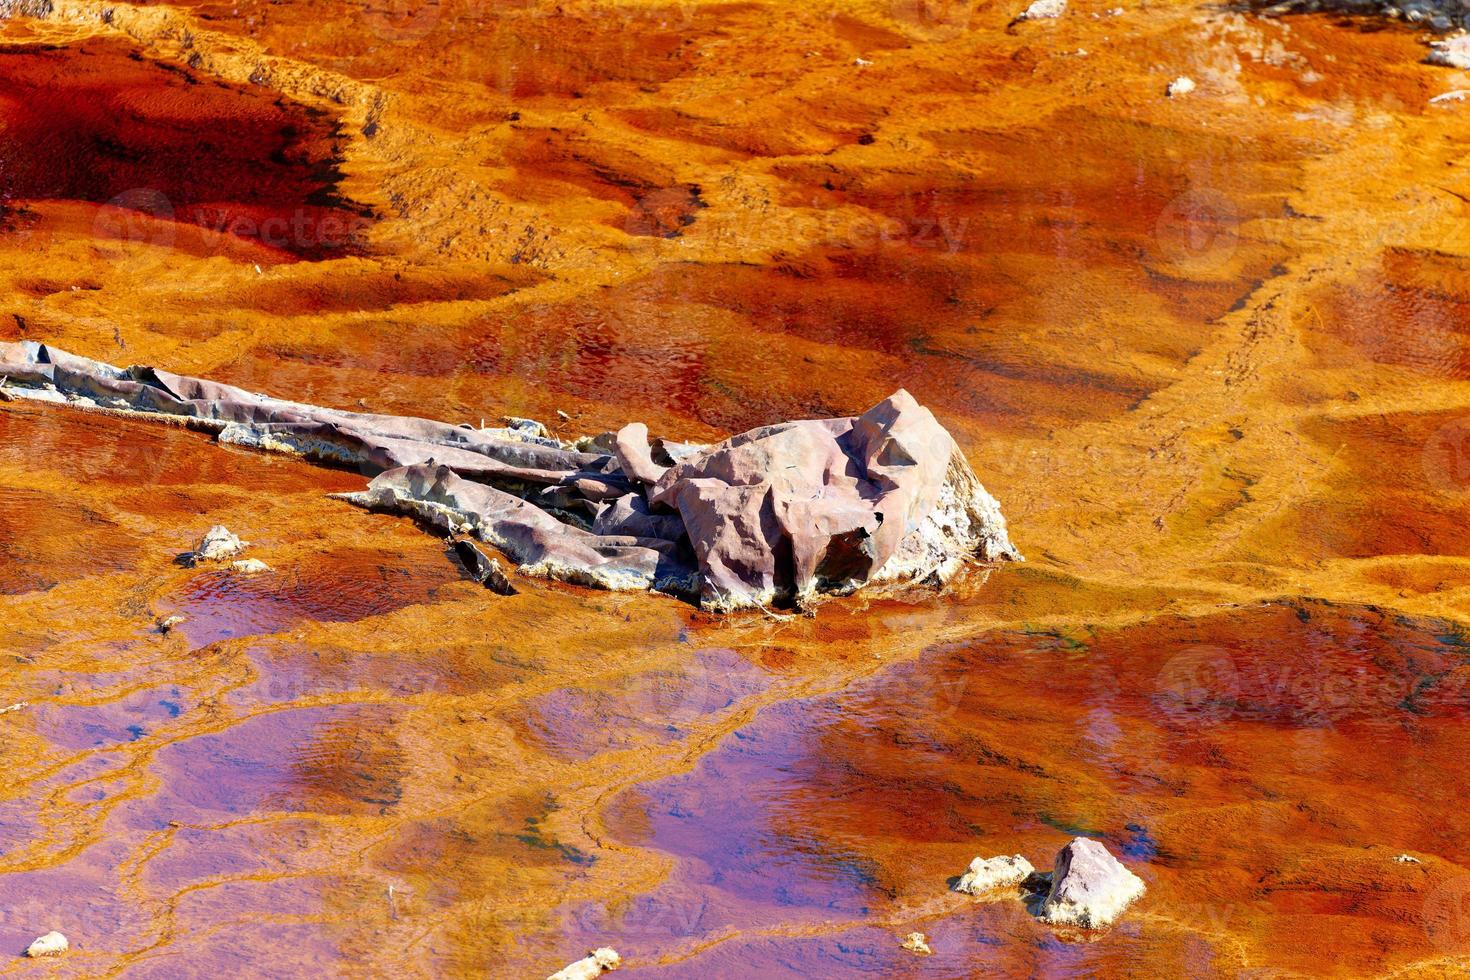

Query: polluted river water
[1,0,1470,975]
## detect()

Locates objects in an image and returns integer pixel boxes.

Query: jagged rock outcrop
[0,341,1021,611]
[1039,837,1146,929]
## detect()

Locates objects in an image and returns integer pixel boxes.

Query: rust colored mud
[3,0,1470,976]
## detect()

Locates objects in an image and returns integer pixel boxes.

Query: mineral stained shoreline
[2,0,1467,972]
[0,340,1019,611]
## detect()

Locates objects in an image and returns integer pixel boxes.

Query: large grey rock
[1039,838,1145,928]
[0,341,1021,613]
[645,390,1022,611]
[193,525,246,563]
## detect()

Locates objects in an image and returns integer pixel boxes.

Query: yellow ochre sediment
[1,0,1469,974]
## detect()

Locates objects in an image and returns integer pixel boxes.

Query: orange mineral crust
[2,0,1470,976]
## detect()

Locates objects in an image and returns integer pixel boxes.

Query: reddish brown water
[2,0,1470,977]
[0,37,368,261]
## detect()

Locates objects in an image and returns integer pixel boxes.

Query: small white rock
[1167,76,1196,97]
[547,947,620,980]
[956,853,1035,894]
[1017,0,1066,20]
[0,702,28,715]
[25,932,67,958]
[900,931,932,955]
[1394,853,1423,864]
[1040,838,1145,929]
[229,559,271,574]
[157,615,186,634]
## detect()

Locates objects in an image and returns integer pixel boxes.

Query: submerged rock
[1039,838,1145,929]
[229,558,271,574]
[955,854,1036,894]
[25,932,67,958]
[547,947,620,979]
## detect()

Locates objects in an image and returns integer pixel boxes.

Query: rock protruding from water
[184,525,247,565]
[0,341,1021,613]
[452,537,518,595]
[900,931,932,955]
[1039,838,1146,929]
[547,947,620,979]
[955,854,1036,894]
[25,932,68,958]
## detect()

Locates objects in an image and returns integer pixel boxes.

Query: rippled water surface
[1,0,1469,976]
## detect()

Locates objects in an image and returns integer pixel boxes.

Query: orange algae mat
[1,0,1470,976]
